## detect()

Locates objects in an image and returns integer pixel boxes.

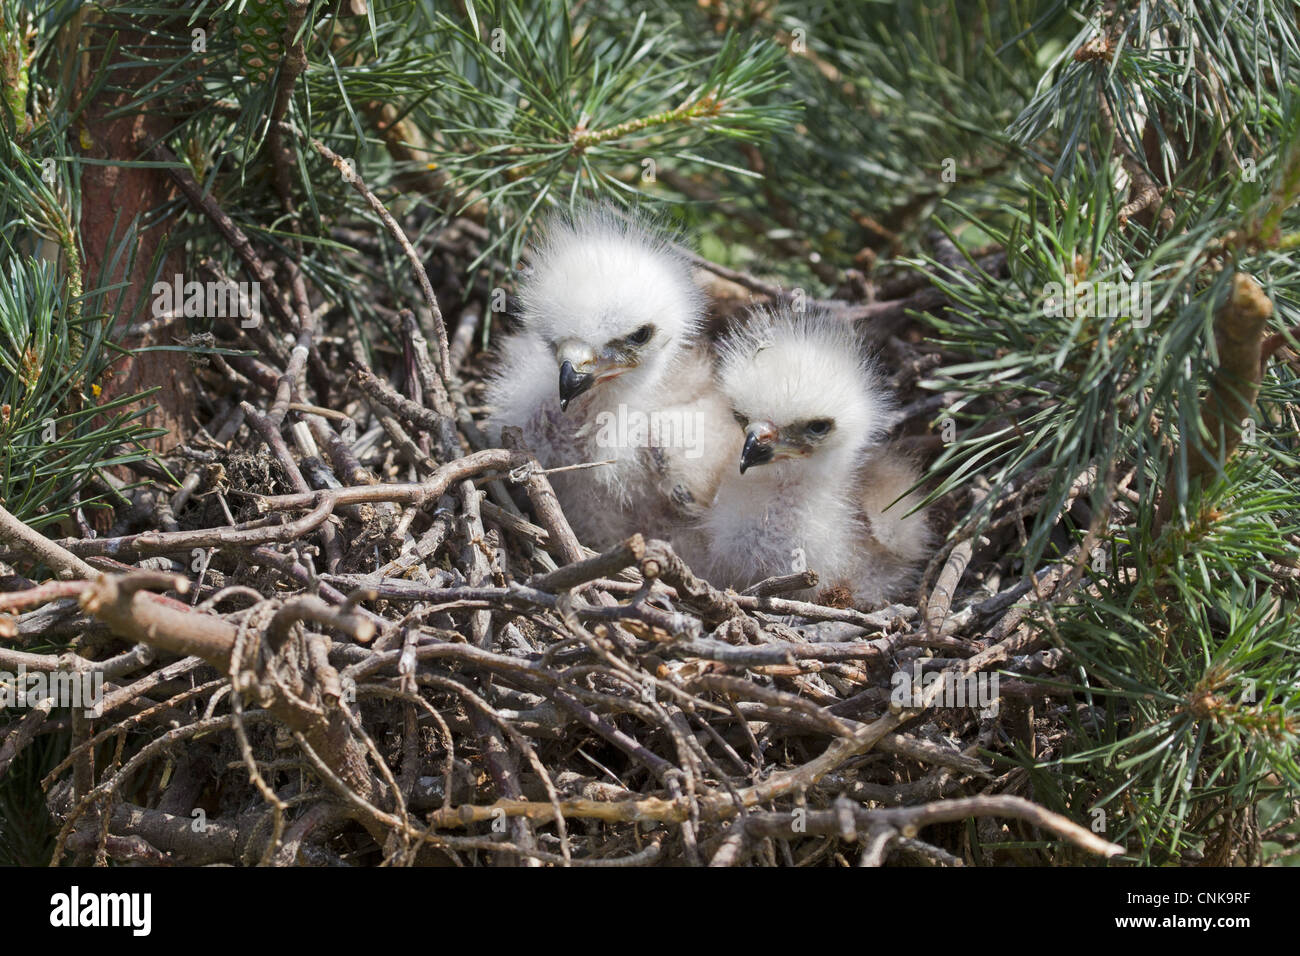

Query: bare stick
[252,450,523,511]
[0,504,97,578]
[527,535,644,592]
[640,539,742,626]
[741,570,819,597]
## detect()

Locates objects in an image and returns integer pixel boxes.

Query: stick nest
[0,219,1122,867]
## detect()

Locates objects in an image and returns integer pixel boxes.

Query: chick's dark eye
[805,418,833,437]
[732,410,749,429]
[628,324,654,346]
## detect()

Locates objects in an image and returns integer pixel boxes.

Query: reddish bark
[74,15,197,457]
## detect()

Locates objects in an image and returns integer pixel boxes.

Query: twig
[251,450,523,511]
[0,504,97,578]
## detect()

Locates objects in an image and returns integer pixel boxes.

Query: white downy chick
[485,207,736,549]
[698,304,931,607]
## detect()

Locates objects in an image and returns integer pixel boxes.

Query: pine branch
[1157,273,1273,528]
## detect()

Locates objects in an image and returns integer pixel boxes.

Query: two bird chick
[486,208,930,608]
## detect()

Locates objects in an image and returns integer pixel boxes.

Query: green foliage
[613,0,1080,285]
[106,0,796,348]
[419,0,795,270]
[904,1,1300,862]
[0,255,159,529]
[0,728,61,866]
[0,31,163,530]
[1009,458,1300,864]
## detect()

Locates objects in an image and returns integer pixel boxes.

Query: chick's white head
[518,207,703,410]
[716,305,894,477]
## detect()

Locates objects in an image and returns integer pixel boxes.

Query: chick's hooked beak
[739,420,779,474]
[556,338,634,411]
[558,361,594,411]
